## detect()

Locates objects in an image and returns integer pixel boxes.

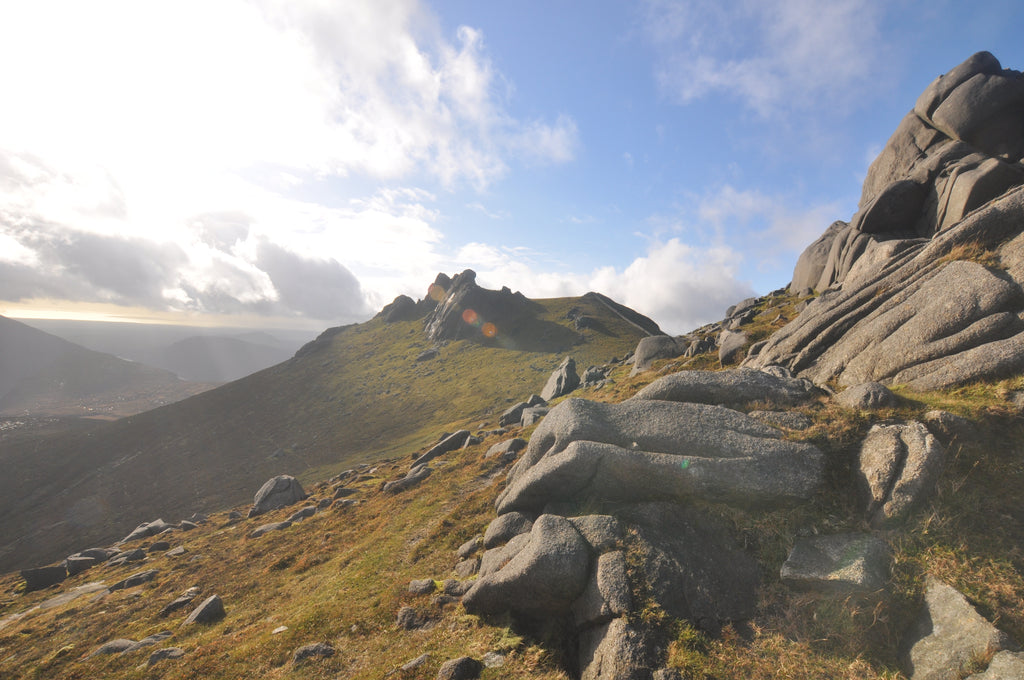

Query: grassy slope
[1,293,1022,679]
[0,295,648,573]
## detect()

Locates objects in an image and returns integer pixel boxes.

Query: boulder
[250,475,306,517]
[571,551,633,627]
[568,515,622,553]
[109,569,159,591]
[632,369,815,408]
[630,335,688,375]
[287,506,317,523]
[423,270,542,343]
[20,564,67,592]
[836,382,898,409]
[436,656,483,680]
[484,438,526,459]
[382,464,431,494]
[478,533,532,577]
[396,606,431,630]
[519,406,549,427]
[183,594,226,625]
[119,519,175,543]
[790,221,850,292]
[408,579,436,595]
[415,430,471,466]
[453,558,479,578]
[498,398,823,515]
[578,618,658,680]
[498,402,529,428]
[717,330,747,365]
[780,534,890,593]
[89,639,136,657]
[483,512,534,548]
[65,556,97,576]
[148,647,186,666]
[541,356,580,401]
[122,631,173,653]
[160,587,201,617]
[581,366,610,386]
[462,515,590,618]
[922,409,978,445]
[249,521,292,538]
[902,577,1017,680]
[416,349,439,362]
[456,536,482,559]
[858,422,945,525]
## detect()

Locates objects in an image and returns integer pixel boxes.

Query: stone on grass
[396,606,431,630]
[443,579,473,597]
[718,330,747,364]
[183,594,225,625]
[148,647,186,666]
[250,475,306,517]
[499,402,530,428]
[541,356,580,401]
[837,382,897,409]
[780,534,890,593]
[166,546,187,557]
[923,410,978,444]
[454,558,479,578]
[630,335,688,375]
[249,521,292,539]
[965,651,1024,679]
[858,422,945,525]
[383,465,432,494]
[482,651,506,668]
[160,587,201,617]
[520,407,550,427]
[456,536,482,559]
[123,631,173,653]
[21,565,67,592]
[409,579,436,595]
[292,642,335,664]
[287,506,317,523]
[401,653,430,671]
[415,430,472,466]
[148,541,171,553]
[65,556,97,576]
[109,569,159,591]
[89,639,136,657]
[485,438,526,459]
[437,656,483,680]
[119,519,175,543]
[107,548,147,566]
[902,577,1016,680]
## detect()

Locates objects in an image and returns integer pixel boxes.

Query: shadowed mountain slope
[0,283,656,572]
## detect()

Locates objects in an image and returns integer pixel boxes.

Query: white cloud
[642,0,887,116]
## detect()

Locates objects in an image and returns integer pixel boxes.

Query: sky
[0,1,1022,335]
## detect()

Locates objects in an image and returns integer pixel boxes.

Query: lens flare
[428,283,446,302]
[462,309,478,325]
[481,322,497,338]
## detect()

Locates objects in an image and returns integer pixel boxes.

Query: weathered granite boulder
[20,564,67,592]
[541,356,581,401]
[780,533,890,593]
[571,550,633,627]
[436,656,483,680]
[578,617,658,680]
[499,402,530,428]
[718,330,747,365]
[119,519,175,543]
[858,422,945,526]
[183,594,226,625]
[249,521,292,539]
[250,475,306,517]
[382,464,431,494]
[462,514,590,618]
[630,335,688,375]
[902,577,1018,680]
[836,382,898,409]
[148,647,186,666]
[416,430,472,466]
[483,512,533,548]
[485,438,526,459]
[498,398,823,515]
[632,368,816,408]
[378,294,419,322]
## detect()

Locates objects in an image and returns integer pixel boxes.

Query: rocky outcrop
[540,357,580,401]
[751,53,1024,391]
[423,270,541,343]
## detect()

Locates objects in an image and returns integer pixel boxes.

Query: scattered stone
[456,536,483,559]
[499,402,530,428]
[317,498,333,509]
[249,521,292,538]
[401,653,430,671]
[65,556,98,576]
[123,631,173,653]
[902,577,1017,680]
[287,506,317,523]
[226,510,243,523]
[272,626,288,634]
[416,349,439,362]
[482,651,506,668]
[454,557,479,578]
[20,564,67,592]
[178,520,198,531]
[166,546,187,557]
[922,410,978,444]
[443,579,473,597]
[249,475,307,517]
[520,406,550,427]
[780,534,890,593]
[415,430,472,466]
[89,639,136,657]
[718,330,747,364]
[396,606,431,630]
[119,519,175,544]
[109,569,159,591]
[332,499,357,511]
[483,512,534,548]
[540,356,580,401]
[183,594,225,625]
[436,656,483,680]
[292,642,335,664]
[148,541,171,552]
[858,422,946,525]
[409,579,437,595]
[630,335,688,375]
[107,548,147,566]
[382,465,432,494]
[837,382,898,409]
[148,647,186,666]
[160,587,201,617]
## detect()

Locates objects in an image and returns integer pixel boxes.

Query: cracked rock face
[751,52,1024,391]
[858,422,945,526]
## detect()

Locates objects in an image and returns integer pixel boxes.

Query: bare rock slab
[579,618,657,680]
[781,533,890,593]
[965,651,1024,679]
[858,422,945,525]
[902,577,1018,680]
[632,368,815,408]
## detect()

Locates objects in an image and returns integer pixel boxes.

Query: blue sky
[1,1,1022,334]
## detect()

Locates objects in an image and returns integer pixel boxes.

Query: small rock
[178,520,198,531]
[287,506,317,523]
[454,557,479,578]
[148,541,171,552]
[443,579,473,597]
[396,606,429,630]
[183,594,226,625]
[147,647,186,666]
[482,651,506,668]
[249,521,292,538]
[292,642,335,664]
[272,626,288,634]
[456,536,483,560]
[250,475,306,517]
[409,579,437,595]
[89,639,136,657]
[780,534,890,593]
[166,546,187,557]
[401,653,430,671]
[159,587,201,617]
[109,569,159,591]
[436,656,483,680]
[965,651,1024,679]
[123,631,173,653]
[837,382,898,409]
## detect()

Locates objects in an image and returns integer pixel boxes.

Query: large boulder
[250,475,306,517]
[902,577,1018,680]
[462,514,590,618]
[858,422,945,526]
[630,335,688,375]
[632,368,816,408]
[578,618,658,680]
[541,356,580,401]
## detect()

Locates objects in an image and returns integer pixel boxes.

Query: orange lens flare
[462,309,478,324]
[428,283,446,302]
[481,322,497,338]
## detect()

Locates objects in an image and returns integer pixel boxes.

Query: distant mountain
[0,316,213,418]
[20,319,316,383]
[0,278,658,572]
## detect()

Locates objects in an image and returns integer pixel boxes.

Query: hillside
[0,280,657,573]
[0,316,214,419]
